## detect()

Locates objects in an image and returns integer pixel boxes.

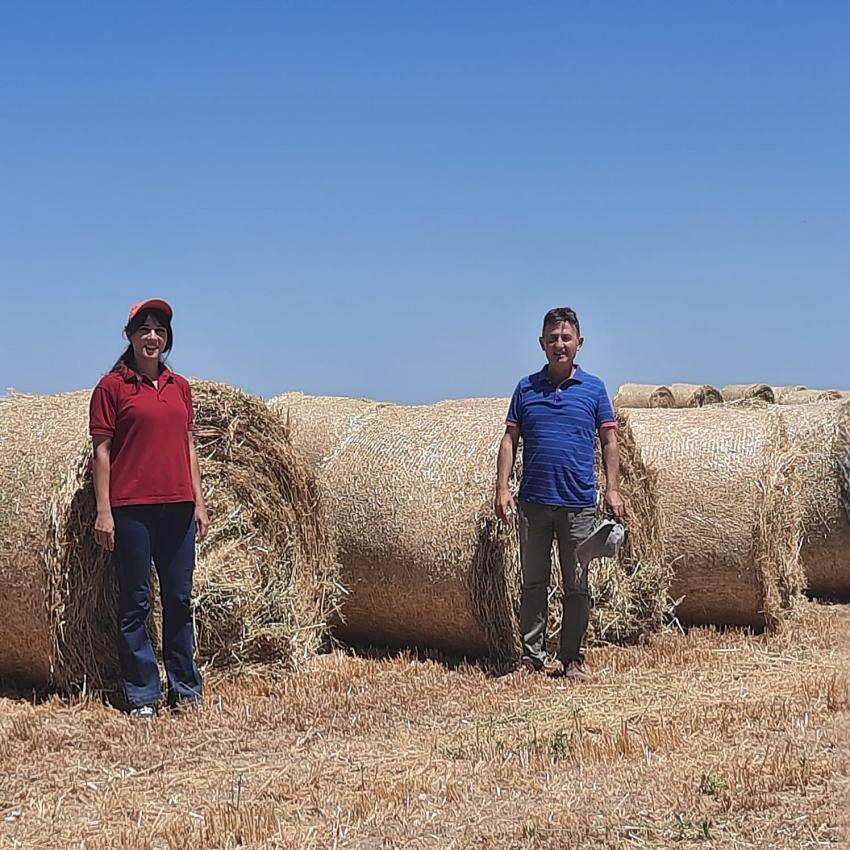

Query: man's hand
[195,504,210,542]
[495,487,517,523]
[94,510,115,551]
[605,488,625,521]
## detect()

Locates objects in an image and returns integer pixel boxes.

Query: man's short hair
[542,307,580,337]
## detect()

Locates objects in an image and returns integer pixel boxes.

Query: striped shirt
[506,365,616,507]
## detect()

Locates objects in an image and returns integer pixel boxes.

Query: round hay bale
[613,383,675,409]
[626,407,804,629]
[777,389,842,405]
[0,383,339,690]
[721,384,775,403]
[780,400,850,597]
[772,385,807,402]
[668,383,724,408]
[267,391,382,468]
[270,394,670,659]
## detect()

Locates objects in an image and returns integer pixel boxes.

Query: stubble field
[1,602,849,850]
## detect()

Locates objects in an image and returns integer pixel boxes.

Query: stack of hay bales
[0,383,339,690]
[626,406,804,628]
[613,383,675,409]
[721,384,775,403]
[667,383,724,408]
[780,400,850,598]
[269,393,669,660]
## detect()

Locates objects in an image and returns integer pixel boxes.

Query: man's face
[539,321,583,371]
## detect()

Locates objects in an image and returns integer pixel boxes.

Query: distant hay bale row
[0,383,340,690]
[614,383,723,409]
[269,393,670,660]
[616,383,849,410]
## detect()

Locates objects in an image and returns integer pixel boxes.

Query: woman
[90,298,208,717]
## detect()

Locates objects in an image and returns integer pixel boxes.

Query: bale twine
[668,383,724,408]
[721,384,775,403]
[0,383,339,690]
[626,407,804,629]
[777,388,842,405]
[780,401,850,597]
[267,391,382,468]
[613,383,675,409]
[270,394,669,659]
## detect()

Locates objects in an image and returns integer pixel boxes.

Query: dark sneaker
[129,704,156,720]
[560,660,589,681]
[509,658,544,678]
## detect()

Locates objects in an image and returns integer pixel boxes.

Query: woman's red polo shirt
[89,367,196,507]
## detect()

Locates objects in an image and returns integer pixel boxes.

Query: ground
[1,602,849,850]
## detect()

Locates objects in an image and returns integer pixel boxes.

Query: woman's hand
[195,504,210,542]
[94,510,115,551]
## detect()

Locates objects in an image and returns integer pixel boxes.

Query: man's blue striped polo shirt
[506,364,616,508]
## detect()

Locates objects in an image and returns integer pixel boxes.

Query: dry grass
[2,600,848,849]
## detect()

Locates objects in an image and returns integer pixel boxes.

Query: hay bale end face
[627,406,804,629]
[0,383,339,690]
[667,383,724,408]
[780,400,850,597]
[722,384,775,403]
[613,383,675,409]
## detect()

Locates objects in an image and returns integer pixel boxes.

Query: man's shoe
[561,660,589,681]
[129,704,156,720]
[509,657,544,677]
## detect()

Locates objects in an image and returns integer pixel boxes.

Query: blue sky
[1,3,848,403]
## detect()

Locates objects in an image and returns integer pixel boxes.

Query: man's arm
[599,425,624,519]
[494,424,520,521]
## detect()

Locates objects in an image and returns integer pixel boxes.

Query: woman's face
[129,314,168,369]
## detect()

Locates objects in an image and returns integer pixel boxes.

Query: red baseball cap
[127,298,173,323]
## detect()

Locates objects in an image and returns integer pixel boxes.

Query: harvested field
[626,406,804,628]
[667,383,724,407]
[780,400,850,598]
[612,383,675,409]
[0,384,340,691]
[1,601,848,849]
[268,394,669,660]
[721,383,775,403]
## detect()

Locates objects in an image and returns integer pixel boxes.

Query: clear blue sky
[2,3,848,403]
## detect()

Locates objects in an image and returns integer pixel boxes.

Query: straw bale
[613,383,674,409]
[270,394,670,660]
[721,384,775,403]
[626,407,804,628]
[267,391,382,468]
[780,401,850,597]
[777,389,842,405]
[668,383,724,408]
[0,383,339,690]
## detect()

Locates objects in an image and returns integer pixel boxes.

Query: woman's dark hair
[111,308,174,373]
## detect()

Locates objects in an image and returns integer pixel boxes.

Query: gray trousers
[518,500,597,666]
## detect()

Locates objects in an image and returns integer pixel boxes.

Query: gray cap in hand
[575,519,626,565]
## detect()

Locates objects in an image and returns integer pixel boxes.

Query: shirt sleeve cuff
[505,419,519,426]
[599,420,618,429]
[90,428,114,437]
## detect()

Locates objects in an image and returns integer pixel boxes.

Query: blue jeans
[112,502,203,707]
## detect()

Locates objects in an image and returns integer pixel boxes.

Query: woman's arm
[189,435,209,541]
[92,435,115,550]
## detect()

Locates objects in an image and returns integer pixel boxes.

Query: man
[495,307,623,680]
